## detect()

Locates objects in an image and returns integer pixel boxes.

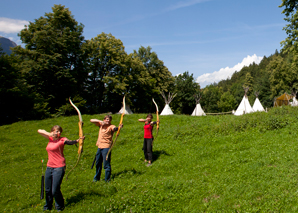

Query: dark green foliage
[83,33,128,113]
[172,71,200,114]
[13,4,86,116]
[201,84,222,113]
[217,91,236,112]
[132,46,174,113]
[0,54,34,124]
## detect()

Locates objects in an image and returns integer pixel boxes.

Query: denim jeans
[94,148,111,182]
[44,166,65,211]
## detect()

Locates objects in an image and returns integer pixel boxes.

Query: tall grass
[2,106,298,212]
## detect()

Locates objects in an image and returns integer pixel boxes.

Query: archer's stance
[138,114,158,167]
[38,125,85,211]
[90,115,123,182]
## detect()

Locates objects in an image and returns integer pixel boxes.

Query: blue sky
[0,0,286,87]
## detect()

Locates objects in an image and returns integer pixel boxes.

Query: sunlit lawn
[1,107,298,212]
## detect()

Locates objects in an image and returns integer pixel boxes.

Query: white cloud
[196,54,263,88]
[166,0,210,11]
[0,17,28,33]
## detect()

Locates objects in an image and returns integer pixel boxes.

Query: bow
[152,98,160,142]
[106,96,125,160]
[66,97,84,179]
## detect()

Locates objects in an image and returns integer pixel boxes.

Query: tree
[279,0,298,53]
[201,84,222,113]
[83,32,128,113]
[13,4,86,116]
[172,71,200,114]
[266,54,298,98]
[0,54,33,124]
[133,46,174,110]
[217,91,236,112]
[243,72,253,95]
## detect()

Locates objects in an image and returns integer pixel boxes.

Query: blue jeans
[44,166,65,211]
[94,148,111,182]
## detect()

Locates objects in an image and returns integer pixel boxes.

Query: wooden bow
[106,96,125,160]
[66,98,84,179]
[152,98,160,142]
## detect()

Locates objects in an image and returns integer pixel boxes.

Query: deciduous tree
[13,4,86,115]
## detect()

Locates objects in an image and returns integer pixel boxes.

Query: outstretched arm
[64,136,85,145]
[138,119,146,122]
[90,119,103,127]
[113,124,123,132]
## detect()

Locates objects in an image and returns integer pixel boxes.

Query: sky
[0,0,287,87]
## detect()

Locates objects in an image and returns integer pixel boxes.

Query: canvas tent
[291,97,298,106]
[234,87,254,116]
[274,93,293,107]
[118,103,133,114]
[290,90,298,106]
[160,92,176,115]
[252,92,265,112]
[191,94,206,116]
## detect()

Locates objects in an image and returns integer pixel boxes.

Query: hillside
[1,108,298,212]
[0,36,17,55]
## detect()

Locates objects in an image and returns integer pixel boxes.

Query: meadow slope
[1,107,298,212]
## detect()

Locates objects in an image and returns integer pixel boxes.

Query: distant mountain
[0,37,17,55]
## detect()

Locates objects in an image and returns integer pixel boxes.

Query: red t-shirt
[144,122,153,139]
[46,137,68,168]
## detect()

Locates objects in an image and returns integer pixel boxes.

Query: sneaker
[146,163,152,167]
[93,179,99,182]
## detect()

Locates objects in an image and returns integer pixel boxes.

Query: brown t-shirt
[96,124,116,148]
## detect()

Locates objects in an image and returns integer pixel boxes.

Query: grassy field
[2,106,298,212]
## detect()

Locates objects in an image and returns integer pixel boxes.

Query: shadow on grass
[66,190,109,206]
[153,150,171,162]
[112,168,143,179]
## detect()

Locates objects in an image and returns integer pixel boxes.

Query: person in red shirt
[90,115,123,182]
[38,125,85,211]
[138,114,158,167]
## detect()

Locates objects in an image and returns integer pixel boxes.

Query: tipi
[191,94,206,116]
[252,91,265,112]
[274,93,293,106]
[234,87,254,116]
[291,90,298,106]
[160,92,176,115]
[118,103,133,114]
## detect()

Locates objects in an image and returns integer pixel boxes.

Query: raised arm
[37,129,51,139]
[90,119,103,126]
[138,118,146,122]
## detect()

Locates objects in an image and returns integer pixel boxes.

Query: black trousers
[143,138,153,161]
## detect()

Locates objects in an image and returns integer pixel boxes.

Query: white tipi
[252,92,265,112]
[118,104,133,114]
[160,92,176,115]
[234,87,254,116]
[291,90,298,106]
[191,94,206,116]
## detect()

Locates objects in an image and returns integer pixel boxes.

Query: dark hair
[146,114,153,119]
[51,125,63,133]
[104,115,113,121]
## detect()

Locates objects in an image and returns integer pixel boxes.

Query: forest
[1,1,298,125]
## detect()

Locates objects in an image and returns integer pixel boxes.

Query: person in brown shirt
[90,115,123,182]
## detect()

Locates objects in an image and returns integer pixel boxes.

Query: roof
[274,93,293,107]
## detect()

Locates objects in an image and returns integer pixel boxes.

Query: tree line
[1,1,298,125]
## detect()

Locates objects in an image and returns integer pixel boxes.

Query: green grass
[2,107,298,212]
